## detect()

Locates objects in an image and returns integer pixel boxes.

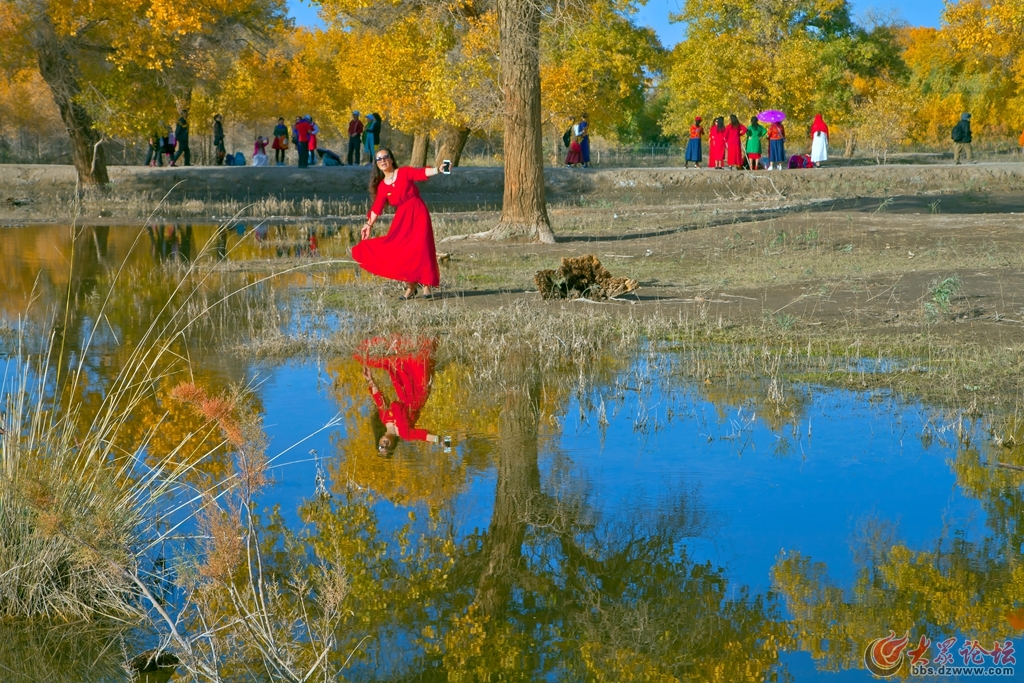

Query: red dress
[355,337,435,442]
[725,123,748,167]
[566,139,583,165]
[354,167,440,287]
[708,126,726,167]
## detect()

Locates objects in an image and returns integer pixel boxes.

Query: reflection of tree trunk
[92,226,109,261]
[475,378,541,619]
[434,125,472,167]
[491,0,554,244]
[34,18,109,187]
[410,134,431,167]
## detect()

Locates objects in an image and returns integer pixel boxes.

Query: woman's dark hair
[751,116,759,128]
[369,147,395,196]
[713,116,725,132]
[370,411,400,457]
[729,114,740,128]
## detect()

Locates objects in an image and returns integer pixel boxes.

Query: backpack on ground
[951,123,964,143]
[234,151,245,166]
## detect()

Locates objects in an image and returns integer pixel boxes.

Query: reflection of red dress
[353,167,440,287]
[708,126,726,167]
[725,123,747,167]
[355,337,435,442]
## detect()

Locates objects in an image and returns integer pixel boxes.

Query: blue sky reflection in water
[1,223,1015,681]
[250,354,997,682]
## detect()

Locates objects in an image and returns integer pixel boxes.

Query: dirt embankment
[4,162,1024,221]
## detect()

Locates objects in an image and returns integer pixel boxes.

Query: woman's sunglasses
[375,154,392,163]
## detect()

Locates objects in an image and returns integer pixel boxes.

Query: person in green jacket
[746,117,767,170]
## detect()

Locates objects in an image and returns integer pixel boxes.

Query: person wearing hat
[348,110,365,165]
[952,113,973,165]
[685,116,704,168]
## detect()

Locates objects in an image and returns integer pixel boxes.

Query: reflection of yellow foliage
[580,642,680,683]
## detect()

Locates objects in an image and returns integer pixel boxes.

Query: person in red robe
[356,336,440,455]
[725,114,748,169]
[355,148,444,300]
[708,117,726,169]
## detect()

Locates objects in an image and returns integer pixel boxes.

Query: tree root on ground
[534,254,638,300]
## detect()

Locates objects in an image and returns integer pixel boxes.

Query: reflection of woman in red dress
[354,148,445,300]
[355,336,440,455]
[708,117,726,169]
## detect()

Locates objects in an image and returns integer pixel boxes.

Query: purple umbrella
[758,110,786,123]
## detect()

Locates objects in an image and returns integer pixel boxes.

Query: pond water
[1,224,1020,682]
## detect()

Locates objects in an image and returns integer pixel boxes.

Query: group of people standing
[145,109,383,168]
[270,111,382,168]
[684,113,830,170]
[145,110,191,167]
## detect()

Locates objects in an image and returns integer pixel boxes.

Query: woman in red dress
[355,148,444,299]
[724,114,748,169]
[708,117,726,169]
[356,336,440,455]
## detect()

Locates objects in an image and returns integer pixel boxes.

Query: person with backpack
[952,113,973,164]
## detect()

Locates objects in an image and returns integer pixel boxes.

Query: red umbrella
[758,110,786,123]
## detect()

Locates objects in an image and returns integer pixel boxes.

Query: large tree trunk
[34,19,109,186]
[434,125,472,167]
[490,0,554,243]
[410,133,431,167]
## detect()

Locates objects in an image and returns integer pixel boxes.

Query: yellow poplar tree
[0,0,288,184]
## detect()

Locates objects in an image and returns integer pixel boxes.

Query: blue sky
[287,0,946,47]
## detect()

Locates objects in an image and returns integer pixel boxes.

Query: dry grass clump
[535,254,639,301]
[0,339,186,621]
